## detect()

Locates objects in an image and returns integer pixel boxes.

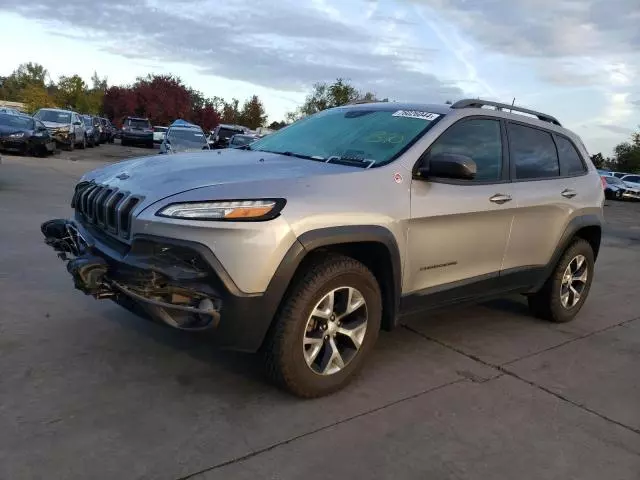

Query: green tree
[288,78,381,121]
[590,153,606,169]
[238,95,267,129]
[20,83,56,112]
[612,130,640,173]
[0,62,49,101]
[221,98,240,124]
[56,75,89,110]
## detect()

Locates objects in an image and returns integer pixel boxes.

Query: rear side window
[508,123,559,179]
[429,119,503,181]
[624,175,640,183]
[556,136,586,175]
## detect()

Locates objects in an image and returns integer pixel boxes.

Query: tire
[263,254,382,398]
[67,135,75,151]
[79,135,86,149]
[528,239,595,323]
[121,138,128,147]
[616,190,623,200]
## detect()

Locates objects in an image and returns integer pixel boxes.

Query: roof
[170,119,199,128]
[336,102,452,115]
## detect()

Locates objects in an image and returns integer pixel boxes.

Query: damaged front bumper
[41,218,222,331]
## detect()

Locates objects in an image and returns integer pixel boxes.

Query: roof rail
[450,99,562,126]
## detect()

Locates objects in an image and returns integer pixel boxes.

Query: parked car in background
[228,133,258,148]
[0,107,21,115]
[0,112,56,156]
[100,118,116,143]
[159,120,210,154]
[33,108,86,150]
[620,174,640,190]
[153,126,168,143]
[82,115,101,148]
[120,116,153,148]
[612,172,631,179]
[209,124,246,149]
[601,175,626,200]
[596,169,614,177]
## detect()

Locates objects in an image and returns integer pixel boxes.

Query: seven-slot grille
[71,182,143,240]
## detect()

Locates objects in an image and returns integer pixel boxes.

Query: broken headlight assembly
[156,199,286,221]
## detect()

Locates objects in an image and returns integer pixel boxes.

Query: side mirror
[417,153,477,180]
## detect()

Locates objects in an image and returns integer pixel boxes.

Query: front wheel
[528,239,595,323]
[79,135,86,149]
[263,255,382,398]
[67,135,75,151]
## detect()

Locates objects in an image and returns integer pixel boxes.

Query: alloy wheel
[303,286,368,375]
[560,254,588,309]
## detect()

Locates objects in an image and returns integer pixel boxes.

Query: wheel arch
[261,225,403,350]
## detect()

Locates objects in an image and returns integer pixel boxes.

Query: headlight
[9,132,25,138]
[157,199,285,221]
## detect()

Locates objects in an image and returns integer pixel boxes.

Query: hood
[42,120,69,128]
[83,149,357,207]
[0,125,30,135]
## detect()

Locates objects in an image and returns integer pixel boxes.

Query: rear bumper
[122,132,153,142]
[40,218,292,352]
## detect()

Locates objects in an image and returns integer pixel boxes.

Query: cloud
[408,0,640,58]
[597,124,634,135]
[632,99,640,107]
[0,0,462,102]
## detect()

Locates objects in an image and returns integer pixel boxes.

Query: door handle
[489,193,512,205]
[561,189,577,199]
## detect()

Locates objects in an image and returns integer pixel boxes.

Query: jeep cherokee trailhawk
[42,99,604,397]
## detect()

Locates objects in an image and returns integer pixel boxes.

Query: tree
[612,131,640,173]
[0,62,49,102]
[268,120,287,130]
[238,95,267,129]
[288,78,381,120]
[132,74,192,124]
[20,84,56,112]
[590,153,606,169]
[221,99,240,124]
[56,75,89,110]
[192,103,220,131]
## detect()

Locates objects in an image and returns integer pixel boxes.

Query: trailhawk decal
[392,110,440,121]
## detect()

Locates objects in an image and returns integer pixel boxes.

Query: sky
[0,0,638,155]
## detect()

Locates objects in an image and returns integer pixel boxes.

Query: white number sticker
[392,110,440,121]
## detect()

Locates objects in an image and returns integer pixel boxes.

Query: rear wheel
[528,239,594,323]
[121,138,128,147]
[263,255,382,398]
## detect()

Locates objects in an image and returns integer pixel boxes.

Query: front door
[406,117,515,299]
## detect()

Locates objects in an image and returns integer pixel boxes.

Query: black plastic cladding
[73,182,143,240]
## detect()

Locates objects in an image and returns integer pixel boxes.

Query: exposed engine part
[41,219,88,258]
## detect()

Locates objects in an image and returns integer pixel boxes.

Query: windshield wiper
[258,150,324,161]
[325,156,375,169]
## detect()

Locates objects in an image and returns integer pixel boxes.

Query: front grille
[72,182,144,240]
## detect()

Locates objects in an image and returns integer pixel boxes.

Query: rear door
[622,174,640,189]
[501,123,587,272]
[406,117,514,298]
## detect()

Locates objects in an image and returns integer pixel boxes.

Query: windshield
[83,116,93,127]
[249,108,441,166]
[167,127,209,150]
[230,135,256,146]
[605,176,624,185]
[0,113,34,129]
[34,109,71,124]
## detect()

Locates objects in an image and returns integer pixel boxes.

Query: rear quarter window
[555,135,587,176]
[508,123,560,180]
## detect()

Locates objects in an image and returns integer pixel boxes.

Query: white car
[153,126,167,143]
[621,174,640,190]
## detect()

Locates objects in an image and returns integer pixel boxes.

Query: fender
[533,213,602,291]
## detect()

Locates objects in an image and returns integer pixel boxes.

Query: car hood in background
[0,125,30,135]
[42,121,69,128]
[82,149,357,206]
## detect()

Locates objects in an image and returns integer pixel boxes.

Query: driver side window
[429,119,503,181]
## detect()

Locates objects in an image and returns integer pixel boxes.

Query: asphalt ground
[1,143,639,479]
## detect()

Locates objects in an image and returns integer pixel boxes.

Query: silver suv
[42,99,604,397]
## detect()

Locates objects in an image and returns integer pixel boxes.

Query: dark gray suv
[42,99,604,397]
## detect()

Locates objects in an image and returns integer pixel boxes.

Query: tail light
[600,176,607,189]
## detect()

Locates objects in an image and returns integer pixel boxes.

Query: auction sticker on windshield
[392,110,440,121]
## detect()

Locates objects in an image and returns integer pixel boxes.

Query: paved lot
[1,145,639,480]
